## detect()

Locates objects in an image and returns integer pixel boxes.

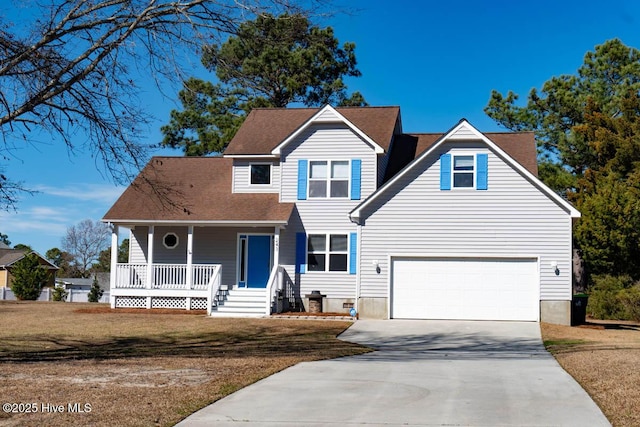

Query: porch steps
[210,287,267,317]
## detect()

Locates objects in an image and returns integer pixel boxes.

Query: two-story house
[103,105,580,324]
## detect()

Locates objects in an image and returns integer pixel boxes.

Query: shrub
[587,274,638,320]
[619,285,640,322]
[87,277,104,303]
[11,252,49,300]
[52,285,69,302]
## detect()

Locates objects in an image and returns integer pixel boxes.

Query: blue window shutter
[349,233,357,275]
[350,159,362,200]
[295,232,306,274]
[297,160,308,200]
[477,153,488,190]
[440,154,451,190]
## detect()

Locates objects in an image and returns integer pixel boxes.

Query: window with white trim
[307,234,348,272]
[308,160,349,198]
[250,164,271,185]
[453,155,474,188]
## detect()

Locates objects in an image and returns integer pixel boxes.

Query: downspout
[349,212,362,317]
[355,223,362,316]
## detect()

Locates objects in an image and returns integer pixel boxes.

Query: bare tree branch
[0,0,324,209]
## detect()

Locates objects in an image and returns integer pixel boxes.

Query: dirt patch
[541,319,640,427]
[0,301,369,427]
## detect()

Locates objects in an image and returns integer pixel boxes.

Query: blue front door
[239,235,272,288]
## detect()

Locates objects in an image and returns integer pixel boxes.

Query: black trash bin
[571,294,589,326]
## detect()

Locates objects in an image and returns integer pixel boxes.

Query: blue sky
[2,0,640,255]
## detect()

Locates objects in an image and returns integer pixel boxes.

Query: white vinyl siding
[279,123,378,298]
[129,227,148,264]
[281,124,377,203]
[232,159,280,193]
[358,141,573,301]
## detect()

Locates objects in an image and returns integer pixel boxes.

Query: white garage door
[391,257,539,321]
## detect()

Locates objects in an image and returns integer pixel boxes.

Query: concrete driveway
[178,320,610,426]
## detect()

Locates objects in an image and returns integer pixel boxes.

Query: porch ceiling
[103,157,294,223]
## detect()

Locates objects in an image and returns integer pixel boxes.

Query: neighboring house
[103,105,580,324]
[56,273,110,291]
[0,248,59,288]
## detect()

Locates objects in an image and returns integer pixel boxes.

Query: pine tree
[11,253,48,300]
[88,276,104,303]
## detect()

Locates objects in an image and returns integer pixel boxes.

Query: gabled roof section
[0,249,58,269]
[272,105,385,155]
[0,249,26,267]
[223,106,400,156]
[383,132,538,184]
[103,157,294,224]
[351,119,580,222]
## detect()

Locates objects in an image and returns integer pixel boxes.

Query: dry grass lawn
[0,301,369,427]
[541,320,640,427]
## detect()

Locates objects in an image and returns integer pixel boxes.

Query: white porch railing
[192,265,219,290]
[111,263,222,311]
[265,265,284,315]
[114,263,219,290]
[115,264,147,288]
[206,266,222,316]
[153,264,187,289]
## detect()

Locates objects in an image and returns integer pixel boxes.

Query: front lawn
[0,301,368,427]
[541,321,640,427]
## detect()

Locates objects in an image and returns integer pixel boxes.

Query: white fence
[0,287,110,304]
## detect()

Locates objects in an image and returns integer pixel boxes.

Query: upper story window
[297,159,361,201]
[440,153,487,191]
[453,155,474,188]
[309,160,349,198]
[250,164,271,185]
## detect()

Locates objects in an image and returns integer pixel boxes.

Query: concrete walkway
[177,320,610,426]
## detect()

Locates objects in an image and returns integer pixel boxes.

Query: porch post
[146,226,154,309]
[186,226,194,308]
[109,224,119,308]
[273,227,280,268]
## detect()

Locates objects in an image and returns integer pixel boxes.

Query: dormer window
[250,164,271,185]
[453,155,474,188]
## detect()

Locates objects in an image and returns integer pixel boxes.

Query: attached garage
[390,257,539,321]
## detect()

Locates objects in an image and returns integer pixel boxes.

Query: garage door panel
[391,257,538,321]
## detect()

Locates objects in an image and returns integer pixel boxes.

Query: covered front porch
[108,223,294,315]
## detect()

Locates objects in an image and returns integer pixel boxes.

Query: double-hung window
[308,160,349,198]
[307,234,348,272]
[453,155,474,188]
[440,153,488,191]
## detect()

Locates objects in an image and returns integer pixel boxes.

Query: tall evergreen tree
[162,13,366,155]
[11,252,49,300]
[485,39,640,282]
[485,39,640,193]
[571,94,640,279]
